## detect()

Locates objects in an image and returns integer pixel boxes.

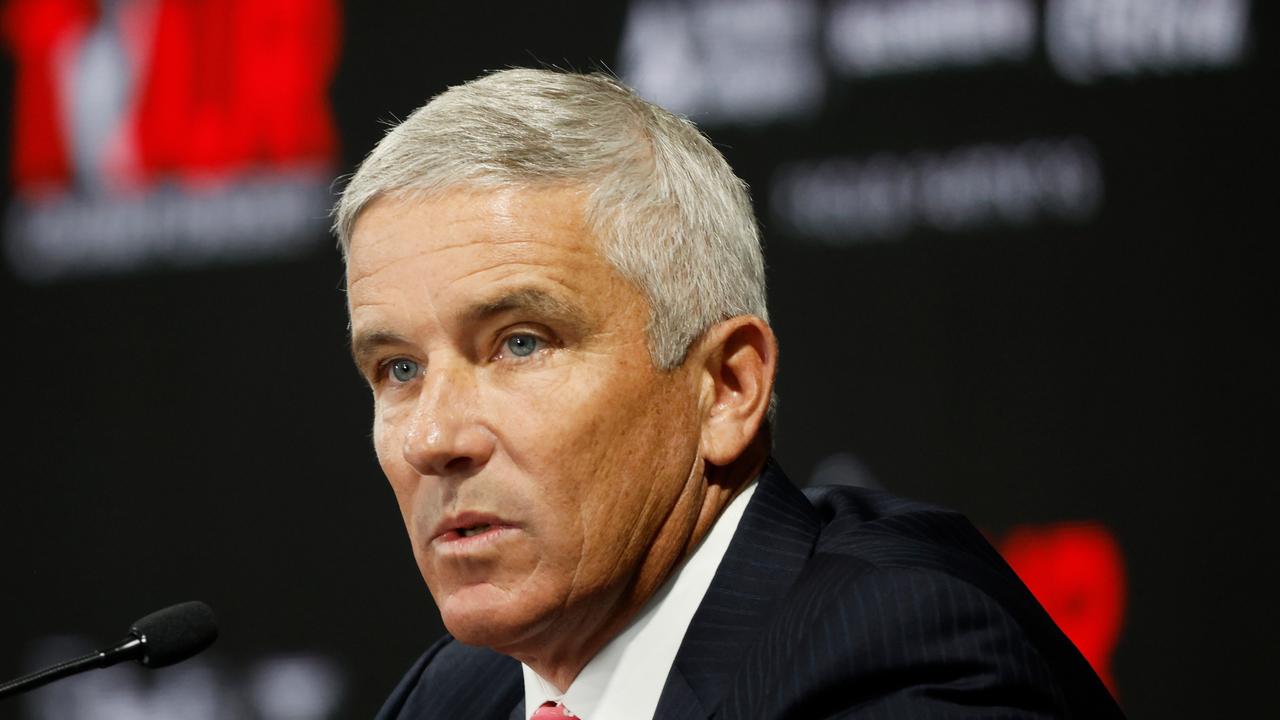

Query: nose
[401,364,495,477]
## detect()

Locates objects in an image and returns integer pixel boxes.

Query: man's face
[346,186,706,652]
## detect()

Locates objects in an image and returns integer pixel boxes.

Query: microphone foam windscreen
[130,601,219,668]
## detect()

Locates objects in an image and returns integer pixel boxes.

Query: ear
[694,316,778,466]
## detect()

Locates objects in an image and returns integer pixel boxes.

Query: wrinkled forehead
[343,176,596,253]
[343,184,643,337]
[349,183,603,273]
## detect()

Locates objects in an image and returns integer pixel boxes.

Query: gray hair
[333,68,768,376]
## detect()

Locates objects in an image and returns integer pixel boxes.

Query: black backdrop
[2,1,1275,718]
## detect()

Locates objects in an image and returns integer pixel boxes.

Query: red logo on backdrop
[1,0,341,280]
[998,522,1126,694]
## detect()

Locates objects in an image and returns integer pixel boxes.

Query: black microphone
[0,601,218,700]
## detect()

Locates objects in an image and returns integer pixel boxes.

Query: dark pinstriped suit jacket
[375,461,1125,719]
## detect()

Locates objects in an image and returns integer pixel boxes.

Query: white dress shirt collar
[522,481,758,719]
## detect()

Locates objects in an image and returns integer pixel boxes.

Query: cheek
[484,363,603,461]
[371,401,419,519]
[493,360,696,536]
[371,407,397,479]
[478,365,633,508]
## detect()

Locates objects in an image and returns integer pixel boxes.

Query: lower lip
[433,525,518,553]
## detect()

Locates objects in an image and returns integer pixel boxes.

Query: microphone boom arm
[0,632,142,696]
[0,636,142,700]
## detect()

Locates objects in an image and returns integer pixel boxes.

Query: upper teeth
[459,524,491,537]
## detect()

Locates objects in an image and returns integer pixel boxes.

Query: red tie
[531,700,580,719]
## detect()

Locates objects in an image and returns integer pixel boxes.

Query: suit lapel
[654,460,821,718]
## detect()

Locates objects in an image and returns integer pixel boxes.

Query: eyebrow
[349,287,590,367]
[350,328,414,369]
[462,287,589,335]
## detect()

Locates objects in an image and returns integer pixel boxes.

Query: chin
[437,583,549,650]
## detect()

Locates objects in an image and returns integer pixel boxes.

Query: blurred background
[1,0,1274,717]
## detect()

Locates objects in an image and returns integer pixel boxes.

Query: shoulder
[805,483,1028,597]
[376,635,522,720]
[721,484,1123,719]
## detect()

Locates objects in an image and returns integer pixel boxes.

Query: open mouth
[433,513,514,547]
[457,524,492,538]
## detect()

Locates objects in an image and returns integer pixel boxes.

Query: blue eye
[505,334,540,357]
[388,358,419,382]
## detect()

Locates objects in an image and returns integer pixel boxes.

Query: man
[335,69,1124,719]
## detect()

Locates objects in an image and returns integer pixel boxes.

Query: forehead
[347,185,595,280]
[344,185,634,333]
